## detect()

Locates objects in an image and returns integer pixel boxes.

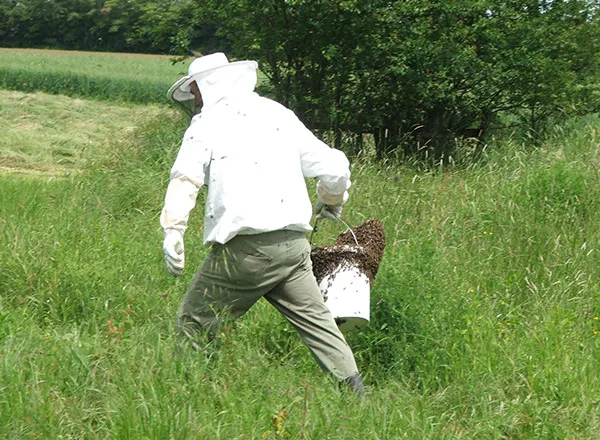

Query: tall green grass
[1,86,600,437]
[0,49,188,104]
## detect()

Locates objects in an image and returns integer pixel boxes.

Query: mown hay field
[1,49,600,439]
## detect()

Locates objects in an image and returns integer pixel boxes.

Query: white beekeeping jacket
[160,61,350,246]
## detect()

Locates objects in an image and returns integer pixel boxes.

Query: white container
[318,260,370,333]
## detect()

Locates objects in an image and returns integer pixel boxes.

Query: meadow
[0,49,185,104]
[1,50,600,439]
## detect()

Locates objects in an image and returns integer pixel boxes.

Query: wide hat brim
[167,60,258,104]
[167,75,195,103]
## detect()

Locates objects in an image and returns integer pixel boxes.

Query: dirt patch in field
[311,219,386,285]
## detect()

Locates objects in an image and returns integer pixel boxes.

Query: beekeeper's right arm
[293,114,351,219]
[160,119,211,276]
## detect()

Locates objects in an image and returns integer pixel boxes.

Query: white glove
[314,200,343,220]
[163,229,185,276]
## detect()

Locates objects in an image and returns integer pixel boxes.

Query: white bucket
[318,259,370,333]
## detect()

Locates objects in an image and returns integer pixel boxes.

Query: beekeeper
[161,52,364,395]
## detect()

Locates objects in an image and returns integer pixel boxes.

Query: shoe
[344,373,366,398]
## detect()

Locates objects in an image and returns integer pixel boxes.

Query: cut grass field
[1,50,600,438]
[0,90,175,173]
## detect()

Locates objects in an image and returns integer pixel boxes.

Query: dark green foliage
[198,0,600,160]
[0,0,218,55]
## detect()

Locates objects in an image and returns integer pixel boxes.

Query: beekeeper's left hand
[163,229,185,276]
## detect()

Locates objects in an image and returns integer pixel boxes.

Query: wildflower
[469,288,475,293]
[594,317,599,321]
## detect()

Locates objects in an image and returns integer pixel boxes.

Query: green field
[0,49,184,82]
[0,48,188,104]
[1,50,600,439]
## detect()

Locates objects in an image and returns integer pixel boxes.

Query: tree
[195,0,600,160]
[2,0,597,159]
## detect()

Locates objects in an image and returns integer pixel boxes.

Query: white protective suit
[160,57,350,247]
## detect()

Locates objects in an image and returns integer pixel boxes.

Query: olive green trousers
[177,230,359,381]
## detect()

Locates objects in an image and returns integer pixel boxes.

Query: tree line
[0,0,214,55]
[2,0,599,159]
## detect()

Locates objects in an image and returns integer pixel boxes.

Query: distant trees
[0,0,214,54]
[2,0,599,159]
[196,0,600,159]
